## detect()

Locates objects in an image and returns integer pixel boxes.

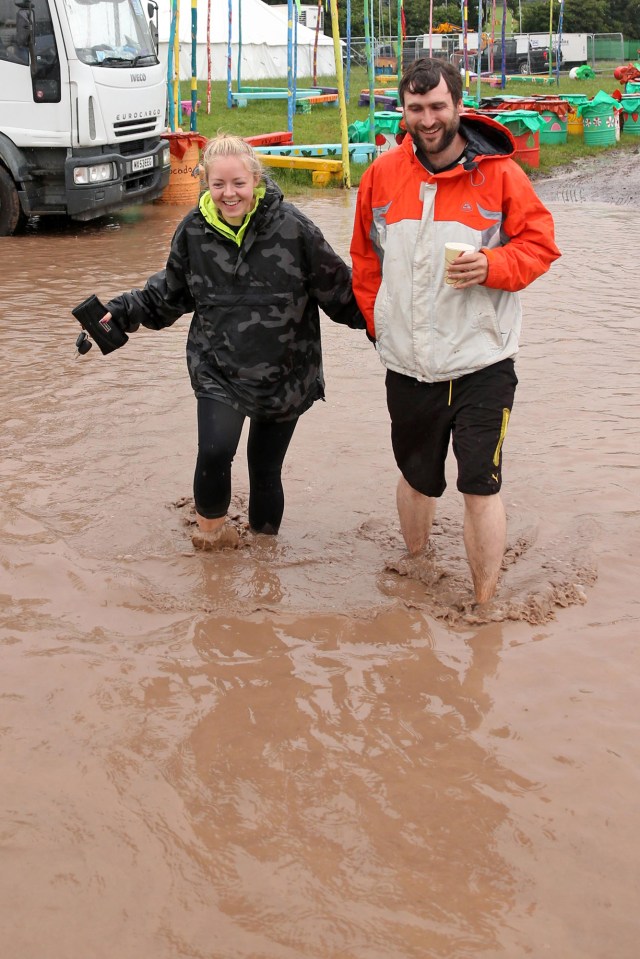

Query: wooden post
[226,0,232,108]
[206,0,211,113]
[287,0,294,134]
[190,0,197,130]
[329,0,351,187]
[363,0,375,144]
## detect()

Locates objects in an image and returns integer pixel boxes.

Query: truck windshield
[64,0,158,65]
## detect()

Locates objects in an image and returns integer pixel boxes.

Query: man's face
[402,77,463,158]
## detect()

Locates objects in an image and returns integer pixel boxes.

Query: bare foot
[191,523,240,551]
[385,549,446,587]
[463,600,508,625]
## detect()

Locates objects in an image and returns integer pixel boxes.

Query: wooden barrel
[157,134,206,206]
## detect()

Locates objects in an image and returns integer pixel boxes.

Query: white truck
[0,0,170,235]
[529,32,591,69]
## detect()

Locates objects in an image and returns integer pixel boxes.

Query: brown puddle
[1,188,639,958]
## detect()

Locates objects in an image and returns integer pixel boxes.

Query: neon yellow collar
[199,185,266,245]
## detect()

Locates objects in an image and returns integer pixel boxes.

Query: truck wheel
[0,167,27,236]
[519,60,531,75]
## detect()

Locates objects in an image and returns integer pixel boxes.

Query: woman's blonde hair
[202,132,263,180]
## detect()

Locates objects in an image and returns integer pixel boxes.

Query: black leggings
[194,397,298,534]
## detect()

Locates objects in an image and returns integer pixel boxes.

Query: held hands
[446,251,489,289]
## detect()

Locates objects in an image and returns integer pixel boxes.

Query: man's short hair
[398,57,463,106]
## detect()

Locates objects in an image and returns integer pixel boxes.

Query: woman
[96,133,365,548]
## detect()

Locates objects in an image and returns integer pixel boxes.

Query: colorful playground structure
[229,88,339,112]
[165,0,353,184]
[254,141,377,164]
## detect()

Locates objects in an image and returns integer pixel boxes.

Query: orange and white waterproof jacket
[350,114,561,382]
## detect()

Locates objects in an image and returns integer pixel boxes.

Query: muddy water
[1,192,639,959]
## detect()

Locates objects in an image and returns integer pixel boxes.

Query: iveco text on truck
[0,0,170,235]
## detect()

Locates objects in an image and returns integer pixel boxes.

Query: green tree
[322,0,481,41]
[608,0,640,37]
[522,0,614,34]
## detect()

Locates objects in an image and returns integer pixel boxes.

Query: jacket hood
[458,112,515,168]
[241,174,284,235]
[257,175,285,213]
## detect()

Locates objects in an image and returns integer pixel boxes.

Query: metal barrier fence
[343,32,636,74]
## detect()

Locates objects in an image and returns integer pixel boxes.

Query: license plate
[132,155,154,172]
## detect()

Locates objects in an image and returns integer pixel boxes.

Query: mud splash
[173,495,597,627]
[383,520,597,628]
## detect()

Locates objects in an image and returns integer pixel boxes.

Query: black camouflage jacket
[106,178,365,420]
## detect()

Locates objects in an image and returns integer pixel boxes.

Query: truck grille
[113,116,161,138]
[123,170,157,192]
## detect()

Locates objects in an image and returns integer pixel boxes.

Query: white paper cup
[444,242,475,285]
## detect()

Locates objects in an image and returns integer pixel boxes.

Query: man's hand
[447,251,489,289]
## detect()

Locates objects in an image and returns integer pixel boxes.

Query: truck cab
[0,0,170,234]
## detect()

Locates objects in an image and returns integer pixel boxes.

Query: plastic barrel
[373,111,403,135]
[581,103,617,147]
[622,112,640,135]
[539,110,568,144]
[157,141,202,205]
[372,111,405,151]
[496,116,540,168]
[567,112,584,137]
[562,94,589,105]
[348,119,369,143]
[626,80,640,94]
[512,128,540,168]
[563,94,588,137]
[620,95,640,135]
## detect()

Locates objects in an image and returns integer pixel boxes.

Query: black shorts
[386,359,518,497]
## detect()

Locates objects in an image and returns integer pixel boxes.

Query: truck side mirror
[15,7,32,47]
[146,0,158,52]
[15,5,37,76]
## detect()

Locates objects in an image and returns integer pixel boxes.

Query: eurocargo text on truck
[0,0,171,235]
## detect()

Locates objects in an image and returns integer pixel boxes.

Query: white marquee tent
[156,0,337,81]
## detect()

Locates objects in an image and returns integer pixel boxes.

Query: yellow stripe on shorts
[493,408,510,467]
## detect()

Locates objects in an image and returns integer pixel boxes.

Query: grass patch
[182,66,637,191]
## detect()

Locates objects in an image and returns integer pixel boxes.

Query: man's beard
[410,117,460,157]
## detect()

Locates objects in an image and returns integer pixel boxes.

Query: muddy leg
[191,512,240,550]
[396,475,437,555]
[462,493,506,603]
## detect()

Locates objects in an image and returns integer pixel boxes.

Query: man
[350,58,560,604]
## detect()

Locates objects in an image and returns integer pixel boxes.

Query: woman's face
[206,155,260,225]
